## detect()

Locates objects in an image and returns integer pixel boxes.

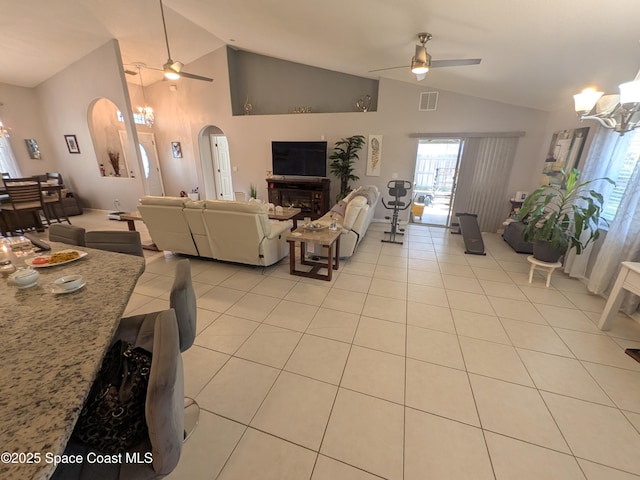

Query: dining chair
[119,259,199,439]
[85,230,144,257]
[51,310,184,480]
[48,224,86,246]
[0,177,52,234]
[46,172,64,185]
[40,172,70,224]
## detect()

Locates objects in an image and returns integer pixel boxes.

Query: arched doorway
[199,125,234,200]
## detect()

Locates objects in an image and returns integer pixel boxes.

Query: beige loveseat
[308,185,380,258]
[138,196,291,266]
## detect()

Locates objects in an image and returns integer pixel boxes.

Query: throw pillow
[330,201,348,217]
[343,196,367,229]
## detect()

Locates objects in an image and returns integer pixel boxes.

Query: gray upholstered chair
[52,310,184,480]
[119,259,199,438]
[85,230,144,257]
[49,224,86,246]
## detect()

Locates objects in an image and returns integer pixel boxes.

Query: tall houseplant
[329,135,365,202]
[518,169,613,262]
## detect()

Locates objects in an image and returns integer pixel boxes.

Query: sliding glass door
[411,139,464,227]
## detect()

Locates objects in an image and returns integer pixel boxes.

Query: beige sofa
[308,185,380,258]
[138,196,291,266]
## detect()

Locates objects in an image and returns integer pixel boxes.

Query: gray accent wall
[227,47,379,115]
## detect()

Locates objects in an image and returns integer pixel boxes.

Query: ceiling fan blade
[368,65,408,73]
[179,71,214,82]
[431,58,482,68]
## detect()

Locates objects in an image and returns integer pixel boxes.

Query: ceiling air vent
[419,91,439,111]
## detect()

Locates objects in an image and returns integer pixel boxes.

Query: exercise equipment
[452,212,486,255]
[381,180,412,244]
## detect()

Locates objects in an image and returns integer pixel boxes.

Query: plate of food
[25,249,88,268]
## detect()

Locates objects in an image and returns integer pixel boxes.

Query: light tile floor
[63,211,640,479]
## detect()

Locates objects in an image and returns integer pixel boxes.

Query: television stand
[267,178,331,220]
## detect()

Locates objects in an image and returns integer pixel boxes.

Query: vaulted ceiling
[2,0,639,111]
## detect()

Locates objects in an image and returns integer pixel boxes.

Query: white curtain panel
[460,136,519,232]
[587,150,640,314]
[0,135,22,178]
[564,128,632,279]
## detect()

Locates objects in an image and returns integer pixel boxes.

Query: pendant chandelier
[135,64,155,128]
[573,69,640,136]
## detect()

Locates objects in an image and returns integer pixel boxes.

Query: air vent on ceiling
[419,91,439,111]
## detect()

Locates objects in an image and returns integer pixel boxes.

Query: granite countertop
[0,243,145,480]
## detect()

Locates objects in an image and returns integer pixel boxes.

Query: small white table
[527,255,562,288]
[598,261,640,330]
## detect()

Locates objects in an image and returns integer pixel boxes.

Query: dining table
[0,242,145,480]
[0,181,69,235]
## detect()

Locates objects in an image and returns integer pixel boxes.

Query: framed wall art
[366,134,382,176]
[171,141,182,158]
[64,134,80,154]
[25,139,41,159]
[542,127,589,185]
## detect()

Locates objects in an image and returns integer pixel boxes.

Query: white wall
[0,82,56,176]
[35,40,144,211]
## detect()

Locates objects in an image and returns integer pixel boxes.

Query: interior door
[119,131,165,196]
[210,135,234,200]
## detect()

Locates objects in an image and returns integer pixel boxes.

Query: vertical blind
[411,131,523,233]
[458,136,519,232]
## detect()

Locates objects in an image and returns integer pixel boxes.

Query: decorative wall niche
[227,47,379,116]
[88,98,130,177]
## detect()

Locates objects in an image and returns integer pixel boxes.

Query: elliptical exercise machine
[381,180,412,245]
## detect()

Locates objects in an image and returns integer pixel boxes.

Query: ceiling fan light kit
[157,0,213,83]
[574,70,640,135]
[368,32,480,80]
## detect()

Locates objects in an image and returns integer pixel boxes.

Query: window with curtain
[601,129,640,222]
[0,133,22,178]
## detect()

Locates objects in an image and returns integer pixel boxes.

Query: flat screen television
[272,141,327,177]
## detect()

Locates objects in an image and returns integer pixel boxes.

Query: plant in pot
[249,183,258,199]
[329,135,365,202]
[518,169,613,263]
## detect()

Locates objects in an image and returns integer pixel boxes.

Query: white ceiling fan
[370,32,481,81]
[156,0,213,82]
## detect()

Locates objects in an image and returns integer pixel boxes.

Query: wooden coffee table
[268,207,302,229]
[287,226,341,281]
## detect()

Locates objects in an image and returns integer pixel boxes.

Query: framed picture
[25,139,41,159]
[64,134,80,154]
[171,141,182,158]
[366,134,382,176]
[542,127,589,186]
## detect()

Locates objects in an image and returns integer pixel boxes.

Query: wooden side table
[598,262,640,330]
[119,211,159,251]
[287,226,341,281]
[527,255,562,288]
[268,207,302,229]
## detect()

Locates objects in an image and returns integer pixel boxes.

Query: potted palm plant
[517,169,613,262]
[329,135,365,202]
